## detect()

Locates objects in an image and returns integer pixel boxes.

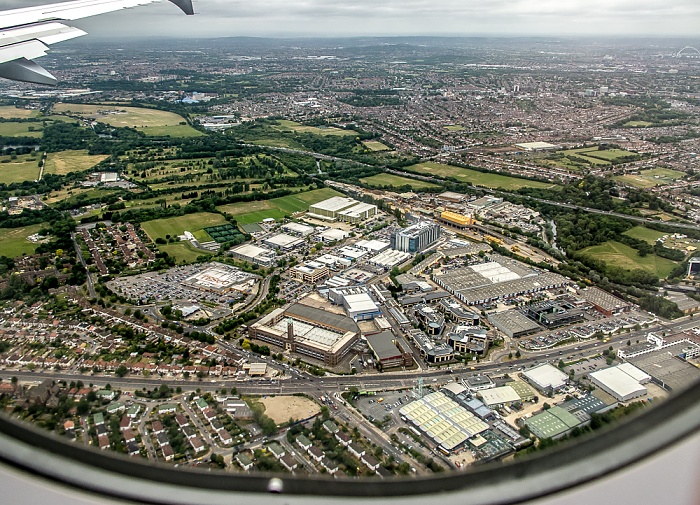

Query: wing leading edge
[0,0,194,85]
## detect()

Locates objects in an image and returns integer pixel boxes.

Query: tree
[515,350,522,358]
[115,365,128,378]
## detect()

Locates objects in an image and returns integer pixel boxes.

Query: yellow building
[440,211,473,228]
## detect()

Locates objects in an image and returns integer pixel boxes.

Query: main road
[3,314,695,394]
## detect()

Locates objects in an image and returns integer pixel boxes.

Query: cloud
[0,0,698,37]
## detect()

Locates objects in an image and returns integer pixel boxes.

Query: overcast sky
[2,0,699,38]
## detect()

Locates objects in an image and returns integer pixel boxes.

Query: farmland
[404,162,556,190]
[0,224,45,257]
[141,212,229,241]
[360,173,440,190]
[44,150,110,176]
[580,241,677,278]
[274,120,357,137]
[0,106,40,119]
[0,122,42,137]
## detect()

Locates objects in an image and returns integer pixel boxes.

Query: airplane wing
[0,0,194,85]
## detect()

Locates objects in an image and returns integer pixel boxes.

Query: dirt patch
[259,396,321,424]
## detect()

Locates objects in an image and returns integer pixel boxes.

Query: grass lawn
[623,226,666,244]
[0,122,42,137]
[158,242,211,264]
[580,240,677,278]
[44,150,110,176]
[217,188,343,225]
[0,107,39,119]
[141,212,228,241]
[623,121,653,127]
[405,162,556,190]
[52,104,201,137]
[360,173,440,190]
[614,167,685,188]
[274,120,357,137]
[0,155,41,184]
[362,140,391,151]
[0,224,45,257]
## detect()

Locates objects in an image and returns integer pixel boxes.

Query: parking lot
[355,391,412,423]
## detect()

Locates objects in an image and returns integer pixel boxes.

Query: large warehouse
[525,406,585,440]
[307,197,377,224]
[589,363,650,402]
[521,363,569,395]
[229,243,275,267]
[184,263,256,294]
[433,255,568,306]
[248,303,359,366]
[399,391,489,453]
[365,331,413,369]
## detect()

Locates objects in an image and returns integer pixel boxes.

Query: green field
[141,212,229,241]
[360,173,440,190]
[0,107,39,119]
[44,150,110,176]
[614,168,685,188]
[158,242,211,264]
[559,147,640,166]
[362,140,391,152]
[0,155,41,184]
[52,103,202,137]
[0,122,42,137]
[623,121,653,127]
[217,188,343,225]
[580,240,677,278]
[444,125,465,131]
[0,224,45,257]
[274,120,356,137]
[405,162,556,190]
[623,226,666,244]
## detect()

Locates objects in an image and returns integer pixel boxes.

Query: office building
[391,221,441,253]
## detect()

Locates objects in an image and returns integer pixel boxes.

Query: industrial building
[368,249,412,269]
[514,141,558,151]
[521,364,569,396]
[354,239,390,254]
[318,228,349,243]
[405,329,454,364]
[327,286,382,321]
[626,340,700,391]
[291,261,329,284]
[439,211,474,229]
[525,406,586,440]
[390,221,441,253]
[399,391,489,453]
[688,258,700,278]
[577,287,630,316]
[589,364,650,402]
[248,303,359,366]
[477,386,521,408]
[229,243,275,267]
[488,310,541,338]
[365,331,413,369]
[307,196,377,224]
[282,222,315,237]
[433,256,569,306]
[262,233,304,251]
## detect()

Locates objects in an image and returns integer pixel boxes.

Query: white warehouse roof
[590,365,649,402]
[522,363,568,391]
[478,386,520,407]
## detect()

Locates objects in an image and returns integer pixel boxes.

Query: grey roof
[285,303,359,334]
[366,331,402,360]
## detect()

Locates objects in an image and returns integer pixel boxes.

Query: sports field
[52,104,203,137]
[141,212,228,241]
[362,140,391,151]
[614,168,685,189]
[0,122,42,137]
[44,150,110,176]
[623,226,666,244]
[217,188,343,225]
[0,106,39,119]
[405,162,556,190]
[259,396,320,424]
[275,120,356,137]
[0,155,41,184]
[360,173,440,190]
[158,242,211,264]
[0,224,45,257]
[580,241,677,278]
